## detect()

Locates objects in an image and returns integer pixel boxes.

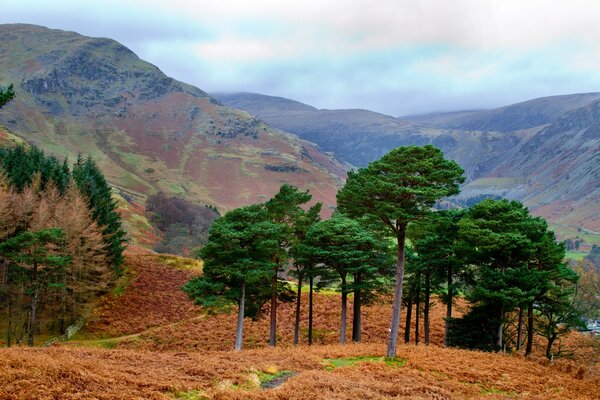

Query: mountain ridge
[214,91,600,237]
[0,24,347,244]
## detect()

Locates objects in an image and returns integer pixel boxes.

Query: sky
[3,0,600,116]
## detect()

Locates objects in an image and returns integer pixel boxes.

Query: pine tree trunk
[525,303,534,356]
[28,263,38,347]
[352,272,362,342]
[546,333,557,360]
[516,306,524,351]
[340,274,347,344]
[444,263,453,347]
[404,296,413,343]
[60,270,66,335]
[424,270,431,345]
[415,271,421,345]
[496,304,504,351]
[386,224,407,358]
[293,273,303,345]
[234,282,246,351]
[269,266,278,347]
[308,275,314,345]
[7,288,12,347]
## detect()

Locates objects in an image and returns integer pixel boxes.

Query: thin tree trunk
[352,272,362,342]
[60,270,66,334]
[7,288,12,347]
[269,266,278,347]
[308,274,314,345]
[415,271,421,345]
[404,296,413,343]
[526,303,534,356]
[234,282,246,351]
[444,263,453,347]
[293,273,303,345]
[28,263,38,347]
[340,274,347,344]
[546,334,557,360]
[496,304,504,351]
[516,306,524,352]
[424,269,431,345]
[386,225,407,358]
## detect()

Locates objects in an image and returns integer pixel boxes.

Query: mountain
[0,24,347,242]
[212,92,516,180]
[214,92,600,239]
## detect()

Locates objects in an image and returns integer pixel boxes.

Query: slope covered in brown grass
[3,253,598,399]
[1,343,598,400]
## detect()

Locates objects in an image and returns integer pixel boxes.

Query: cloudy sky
[3,0,600,115]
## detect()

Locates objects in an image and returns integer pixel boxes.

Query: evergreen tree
[0,228,71,346]
[183,205,282,351]
[0,84,14,108]
[457,199,548,351]
[72,156,126,269]
[337,145,464,358]
[301,215,379,344]
[289,202,322,345]
[264,184,313,347]
[534,265,583,359]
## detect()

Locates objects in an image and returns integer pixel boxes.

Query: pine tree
[300,215,379,344]
[337,145,464,358]
[0,84,14,108]
[264,184,313,347]
[289,202,322,345]
[72,156,126,270]
[184,205,282,351]
[457,199,548,351]
[0,228,71,346]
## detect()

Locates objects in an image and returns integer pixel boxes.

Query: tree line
[185,145,590,359]
[0,144,125,346]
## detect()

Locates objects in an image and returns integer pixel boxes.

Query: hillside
[214,92,600,237]
[2,253,598,399]
[0,24,347,244]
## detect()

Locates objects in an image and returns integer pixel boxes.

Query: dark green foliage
[0,84,15,108]
[534,265,584,359]
[337,145,465,357]
[0,228,71,270]
[72,156,126,269]
[183,204,282,318]
[301,215,380,290]
[448,303,501,351]
[300,215,381,343]
[0,228,71,346]
[0,145,70,194]
[337,145,465,230]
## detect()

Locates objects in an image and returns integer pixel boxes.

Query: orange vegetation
[1,253,598,399]
[1,342,598,399]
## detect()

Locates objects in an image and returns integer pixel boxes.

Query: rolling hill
[214,92,600,239]
[0,24,347,243]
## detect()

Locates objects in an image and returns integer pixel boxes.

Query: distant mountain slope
[0,24,347,243]
[215,91,600,235]
[422,93,600,132]
[212,92,516,179]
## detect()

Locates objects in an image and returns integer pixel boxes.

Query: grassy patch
[565,251,588,261]
[257,370,292,385]
[173,389,207,399]
[323,356,407,371]
[481,386,516,396]
[155,255,203,272]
